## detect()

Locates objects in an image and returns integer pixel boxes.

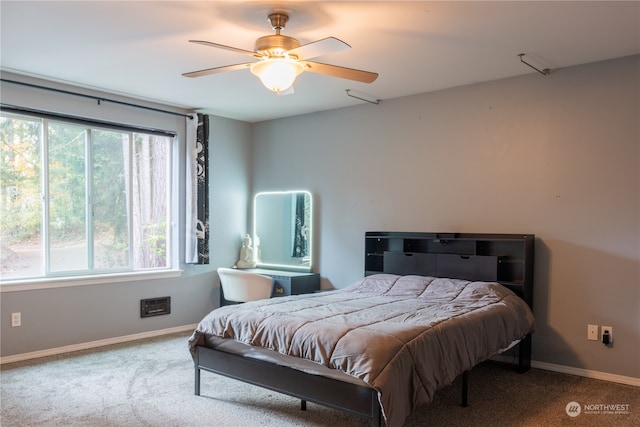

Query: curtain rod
[1,78,193,119]
[1,103,177,138]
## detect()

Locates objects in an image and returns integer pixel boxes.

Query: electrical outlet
[11,312,21,327]
[602,326,613,345]
[587,324,598,341]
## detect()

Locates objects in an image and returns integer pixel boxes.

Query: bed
[188,232,535,427]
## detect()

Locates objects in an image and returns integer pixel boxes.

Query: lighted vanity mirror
[253,190,312,272]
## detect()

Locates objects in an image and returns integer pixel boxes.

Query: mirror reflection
[253,191,312,271]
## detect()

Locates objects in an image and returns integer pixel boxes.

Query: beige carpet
[1,332,638,427]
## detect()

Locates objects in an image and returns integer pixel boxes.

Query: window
[0,112,175,281]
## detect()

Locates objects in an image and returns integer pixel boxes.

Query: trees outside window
[0,112,173,281]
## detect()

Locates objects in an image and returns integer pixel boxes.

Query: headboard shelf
[365,232,534,307]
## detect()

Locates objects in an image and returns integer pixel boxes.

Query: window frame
[0,107,181,287]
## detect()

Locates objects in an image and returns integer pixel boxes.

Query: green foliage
[0,115,42,244]
[142,221,167,266]
[1,113,172,278]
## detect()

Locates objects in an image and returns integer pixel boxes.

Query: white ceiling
[1,1,639,123]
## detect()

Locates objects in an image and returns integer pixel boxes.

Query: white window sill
[0,269,183,292]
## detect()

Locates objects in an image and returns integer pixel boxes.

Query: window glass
[48,122,88,272]
[131,133,169,269]
[92,129,129,269]
[0,113,174,282]
[0,114,43,278]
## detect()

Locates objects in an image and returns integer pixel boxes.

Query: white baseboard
[0,324,198,365]
[492,355,639,387]
[531,360,639,387]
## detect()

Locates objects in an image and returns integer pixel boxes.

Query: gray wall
[0,73,252,357]
[251,56,640,379]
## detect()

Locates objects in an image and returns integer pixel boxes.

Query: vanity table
[249,269,320,296]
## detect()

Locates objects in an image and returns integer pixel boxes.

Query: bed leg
[373,406,381,427]
[195,367,201,396]
[461,370,469,407]
[372,391,382,427]
[300,400,307,411]
[518,334,532,373]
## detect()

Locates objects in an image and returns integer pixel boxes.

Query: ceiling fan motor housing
[254,34,300,57]
[254,13,300,57]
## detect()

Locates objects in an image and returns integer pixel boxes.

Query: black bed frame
[194,232,535,426]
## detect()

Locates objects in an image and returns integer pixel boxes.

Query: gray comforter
[188,274,535,427]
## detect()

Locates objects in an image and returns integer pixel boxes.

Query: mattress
[189,274,535,427]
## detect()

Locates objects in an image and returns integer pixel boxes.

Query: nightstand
[250,269,320,296]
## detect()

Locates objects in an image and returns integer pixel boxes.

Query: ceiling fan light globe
[251,58,304,92]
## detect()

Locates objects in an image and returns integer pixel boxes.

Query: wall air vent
[140,297,171,318]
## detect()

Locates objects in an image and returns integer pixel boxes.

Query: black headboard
[365,232,534,308]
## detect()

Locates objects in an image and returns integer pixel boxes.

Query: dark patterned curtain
[186,113,209,264]
[195,114,209,263]
[291,193,308,258]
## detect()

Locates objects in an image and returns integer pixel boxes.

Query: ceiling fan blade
[182,62,253,78]
[288,37,350,60]
[188,40,258,57]
[301,61,378,83]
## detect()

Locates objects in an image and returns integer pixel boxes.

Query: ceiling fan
[182,12,378,93]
